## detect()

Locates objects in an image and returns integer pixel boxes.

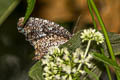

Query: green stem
[87,0,97,30]
[77,40,91,70]
[87,0,113,79]
[89,0,120,79]
[84,66,99,80]
[77,63,83,71]
[84,40,91,58]
[100,48,112,80]
[106,66,112,80]
[89,0,116,61]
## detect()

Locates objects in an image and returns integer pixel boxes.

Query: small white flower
[73,58,79,63]
[44,66,52,74]
[62,64,71,74]
[56,57,63,66]
[80,52,84,59]
[48,46,60,54]
[81,28,96,42]
[43,72,49,77]
[72,68,77,73]
[41,59,48,65]
[85,62,93,68]
[94,32,104,44]
[73,48,84,63]
[63,54,69,61]
[68,75,72,80]
[55,74,60,79]
[53,69,58,74]
[86,54,93,62]
[61,75,68,80]
[79,54,93,68]
[80,28,104,44]
[78,70,86,75]
[43,54,52,61]
[44,66,49,72]
[44,76,53,80]
[50,62,56,67]
[73,49,80,58]
[63,48,70,55]
[73,52,79,58]
[56,57,63,63]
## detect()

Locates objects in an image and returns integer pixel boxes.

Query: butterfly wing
[17,17,72,60]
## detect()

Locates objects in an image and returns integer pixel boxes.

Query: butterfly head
[17,17,34,37]
[17,17,25,33]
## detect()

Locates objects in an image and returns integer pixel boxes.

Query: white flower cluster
[80,28,104,44]
[41,46,93,80]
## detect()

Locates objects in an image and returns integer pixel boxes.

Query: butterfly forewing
[17,17,72,60]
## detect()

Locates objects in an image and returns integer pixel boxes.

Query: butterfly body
[17,17,72,60]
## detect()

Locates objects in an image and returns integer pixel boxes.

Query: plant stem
[89,0,116,61]
[87,0,113,79]
[84,66,99,80]
[84,40,91,58]
[106,66,112,80]
[77,63,83,71]
[89,0,120,79]
[87,0,97,30]
[100,48,112,80]
[77,40,91,70]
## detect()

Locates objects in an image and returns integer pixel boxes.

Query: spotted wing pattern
[17,17,72,60]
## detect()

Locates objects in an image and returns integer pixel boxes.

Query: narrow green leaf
[89,0,116,62]
[93,53,120,71]
[89,0,120,78]
[87,0,97,30]
[0,0,21,25]
[23,0,36,25]
[84,66,99,80]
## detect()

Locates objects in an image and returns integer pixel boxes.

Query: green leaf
[93,53,120,71]
[0,0,21,25]
[29,61,44,80]
[103,32,120,56]
[23,0,36,25]
[84,66,99,80]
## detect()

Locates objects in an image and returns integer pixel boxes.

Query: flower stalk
[84,40,91,58]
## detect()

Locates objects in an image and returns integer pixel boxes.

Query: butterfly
[17,17,72,60]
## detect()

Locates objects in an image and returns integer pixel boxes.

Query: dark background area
[0,2,34,80]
